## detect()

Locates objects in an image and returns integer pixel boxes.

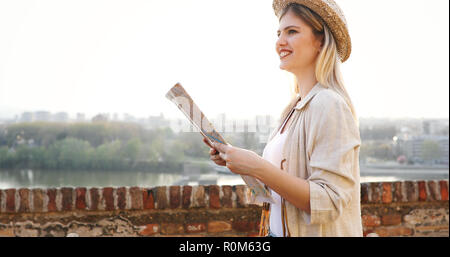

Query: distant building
[423,119,449,135]
[76,113,86,122]
[255,115,276,145]
[123,113,136,123]
[20,112,33,122]
[147,113,169,130]
[423,121,431,135]
[53,112,69,122]
[216,113,227,133]
[404,135,449,165]
[34,111,51,122]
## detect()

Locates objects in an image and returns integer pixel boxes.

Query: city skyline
[1,0,449,120]
[3,109,449,134]
[4,109,450,122]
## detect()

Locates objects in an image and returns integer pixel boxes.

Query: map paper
[166,83,275,204]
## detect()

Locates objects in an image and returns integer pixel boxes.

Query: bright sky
[0,0,448,120]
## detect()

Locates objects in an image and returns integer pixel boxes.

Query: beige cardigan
[264,83,363,237]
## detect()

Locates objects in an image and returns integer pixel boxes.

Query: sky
[0,0,448,121]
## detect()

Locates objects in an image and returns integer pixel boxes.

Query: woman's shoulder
[305,87,361,140]
[308,87,349,112]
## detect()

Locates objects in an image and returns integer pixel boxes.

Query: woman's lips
[280,51,292,59]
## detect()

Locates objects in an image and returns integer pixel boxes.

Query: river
[0,165,448,189]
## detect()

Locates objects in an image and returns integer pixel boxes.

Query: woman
[203,0,362,237]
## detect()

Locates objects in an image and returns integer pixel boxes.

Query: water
[0,165,448,189]
[0,169,244,189]
[0,169,184,189]
[359,165,449,183]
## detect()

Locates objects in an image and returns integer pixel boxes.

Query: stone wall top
[0,180,448,214]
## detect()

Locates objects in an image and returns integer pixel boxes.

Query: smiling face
[276,9,323,73]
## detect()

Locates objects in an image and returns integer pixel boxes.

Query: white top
[262,129,288,237]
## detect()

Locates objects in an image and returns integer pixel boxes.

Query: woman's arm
[211,141,311,214]
[253,159,311,214]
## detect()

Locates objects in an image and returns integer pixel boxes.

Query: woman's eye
[277,30,297,37]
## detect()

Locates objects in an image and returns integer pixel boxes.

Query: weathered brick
[207,221,232,233]
[233,221,256,232]
[235,185,248,207]
[427,181,440,201]
[193,186,206,208]
[130,187,143,210]
[418,181,427,202]
[32,189,44,212]
[439,180,448,201]
[142,188,154,210]
[382,183,392,203]
[393,182,403,202]
[161,223,184,235]
[74,188,86,210]
[185,223,206,233]
[406,181,418,202]
[360,183,369,204]
[139,224,160,236]
[209,185,220,209]
[0,227,14,237]
[102,187,114,211]
[169,186,180,209]
[0,189,2,213]
[116,187,127,210]
[381,214,402,225]
[89,187,100,211]
[156,186,168,209]
[255,220,261,231]
[182,186,192,209]
[370,183,381,203]
[362,214,381,227]
[5,189,16,213]
[18,188,30,213]
[61,187,73,211]
[374,227,413,237]
[47,188,57,212]
[221,186,233,208]
[414,225,449,235]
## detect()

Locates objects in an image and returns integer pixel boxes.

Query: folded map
[166,83,275,204]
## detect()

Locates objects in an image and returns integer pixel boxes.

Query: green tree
[421,140,442,163]
[177,132,210,159]
[121,138,142,164]
[360,141,395,161]
[47,138,93,169]
[92,140,122,170]
[164,140,186,163]
[0,146,9,167]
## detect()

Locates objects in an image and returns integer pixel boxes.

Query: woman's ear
[316,34,324,52]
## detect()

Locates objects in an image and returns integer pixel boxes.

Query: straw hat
[273,0,351,62]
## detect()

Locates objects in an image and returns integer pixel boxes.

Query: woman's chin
[279,63,291,72]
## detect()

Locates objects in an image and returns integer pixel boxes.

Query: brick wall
[0,180,448,237]
[361,180,449,237]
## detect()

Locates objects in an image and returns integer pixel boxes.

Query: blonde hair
[278,3,359,127]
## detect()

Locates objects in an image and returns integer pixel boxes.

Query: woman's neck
[293,65,318,100]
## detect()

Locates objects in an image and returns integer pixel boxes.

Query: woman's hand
[203,138,226,167]
[211,141,266,177]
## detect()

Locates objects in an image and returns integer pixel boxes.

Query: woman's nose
[276,35,287,49]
